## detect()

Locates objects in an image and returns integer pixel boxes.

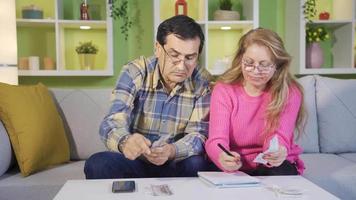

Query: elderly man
[84,15,212,178]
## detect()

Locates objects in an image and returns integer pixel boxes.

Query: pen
[217,143,234,157]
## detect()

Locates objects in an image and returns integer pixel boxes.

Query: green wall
[259,0,285,41]
[19,0,355,87]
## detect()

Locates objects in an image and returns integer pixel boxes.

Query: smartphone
[112,180,136,193]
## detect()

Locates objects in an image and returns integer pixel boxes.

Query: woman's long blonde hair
[218,28,306,137]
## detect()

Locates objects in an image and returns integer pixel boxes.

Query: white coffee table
[54,176,339,200]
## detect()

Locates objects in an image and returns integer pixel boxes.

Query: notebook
[198,171,261,188]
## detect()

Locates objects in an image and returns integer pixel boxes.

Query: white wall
[0,0,17,66]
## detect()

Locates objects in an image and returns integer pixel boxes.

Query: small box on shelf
[22,5,43,19]
[18,57,29,70]
[43,57,56,70]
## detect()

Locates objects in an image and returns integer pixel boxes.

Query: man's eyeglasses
[242,58,275,74]
[162,46,198,66]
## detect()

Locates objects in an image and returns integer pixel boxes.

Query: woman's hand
[218,151,242,172]
[263,145,287,167]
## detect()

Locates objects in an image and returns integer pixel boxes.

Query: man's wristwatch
[118,135,131,153]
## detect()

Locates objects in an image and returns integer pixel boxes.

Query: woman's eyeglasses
[242,58,275,74]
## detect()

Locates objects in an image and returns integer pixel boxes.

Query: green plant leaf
[110,0,132,41]
[75,41,99,54]
[219,0,233,10]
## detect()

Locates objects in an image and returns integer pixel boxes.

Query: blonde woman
[205,28,306,175]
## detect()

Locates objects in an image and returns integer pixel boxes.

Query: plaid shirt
[100,56,212,161]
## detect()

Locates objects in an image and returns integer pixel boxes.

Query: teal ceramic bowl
[22,9,43,19]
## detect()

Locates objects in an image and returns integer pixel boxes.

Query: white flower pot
[213,10,240,21]
[78,54,96,70]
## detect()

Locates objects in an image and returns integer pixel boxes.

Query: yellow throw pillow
[0,83,69,176]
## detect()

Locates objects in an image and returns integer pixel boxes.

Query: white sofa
[0,75,356,200]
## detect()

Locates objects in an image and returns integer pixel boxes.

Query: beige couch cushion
[315,76,356,153]
[51,89,111,160]
[296,75,319,153]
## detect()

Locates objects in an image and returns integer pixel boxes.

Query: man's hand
[121,133,151,160]
[263,145,287,167]
[218,151,242,172]
[144,144,176,166]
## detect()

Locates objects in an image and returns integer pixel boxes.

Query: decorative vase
[306,42,324,68]
[80,2,90,20]
[28,56,40,70]
[18,57,29,70]
[43,57,55,70]
[213,10,240,21]
[79,54,95,70]
[175,0,187,16]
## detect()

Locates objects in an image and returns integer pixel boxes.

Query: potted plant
[305,25,330,68]
[213,0,240,21]
[75,41,98,70]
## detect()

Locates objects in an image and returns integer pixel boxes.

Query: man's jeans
[84,151,212,179]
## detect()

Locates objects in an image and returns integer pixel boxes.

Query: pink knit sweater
[205,82,305,174]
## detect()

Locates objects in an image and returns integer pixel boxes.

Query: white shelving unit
[16,0,113,76]
[153,0,259,75]
[286,0,356,75]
